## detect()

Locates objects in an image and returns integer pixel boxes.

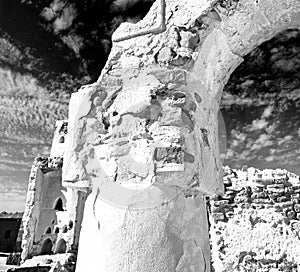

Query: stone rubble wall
[22,161,44,261]
[21,116,86,265]
[21,158,66,261]
[208,168,300,272]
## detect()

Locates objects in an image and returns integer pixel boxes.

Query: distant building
[0,218,22,252]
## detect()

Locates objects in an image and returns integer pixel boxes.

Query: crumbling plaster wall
[62,0,300,271]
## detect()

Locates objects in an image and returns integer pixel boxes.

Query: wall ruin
[21,121,86,262]
[60,0,300,271]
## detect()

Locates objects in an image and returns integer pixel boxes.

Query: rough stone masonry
[61,0,300,271]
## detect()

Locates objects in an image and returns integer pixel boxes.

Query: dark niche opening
[40,238,53,255]
[54,239,67,254]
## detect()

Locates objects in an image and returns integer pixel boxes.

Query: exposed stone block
[151,69,186,85]
[154,146,184,172]
[212,212,225,222]
[252,199,273,204]
[156,47,176,64]
[179,30,200,50]
[276,196,290,203]
[252,192,269,199]
[266,186,285,194]
[213,200,230,206]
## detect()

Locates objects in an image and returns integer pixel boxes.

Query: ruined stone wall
[61,0,300,271]
[21,158,67,260]
[22,119,86,261]
[209,167,300,271]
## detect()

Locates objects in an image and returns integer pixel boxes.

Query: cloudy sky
[0,1,299,212]
[221,29,300,176]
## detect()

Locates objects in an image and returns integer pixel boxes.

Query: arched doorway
[40,238,53,255]
[54,239,67,254]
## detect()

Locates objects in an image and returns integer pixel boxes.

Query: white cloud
[53,4,77,33]
[249,119,269,131]
[262,105,273,118]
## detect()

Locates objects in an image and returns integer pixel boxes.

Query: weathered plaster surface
[61,0,300,271]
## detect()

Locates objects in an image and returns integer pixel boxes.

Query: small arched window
[54,198,64,211]
[45,227,51,234]
[54,227,59,234]
[62,225,68,233]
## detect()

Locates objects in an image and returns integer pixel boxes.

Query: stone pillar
[62,63,223,271]
[61,1,226,271]
[62,0,300,269]
[59,0,300,270]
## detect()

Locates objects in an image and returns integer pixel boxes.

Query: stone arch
[54,239,67,254]
[40,238,53,255]
[53,197,64,211]
[184,1,300,193]
[219,28,300,171]
[190,0,300,102]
